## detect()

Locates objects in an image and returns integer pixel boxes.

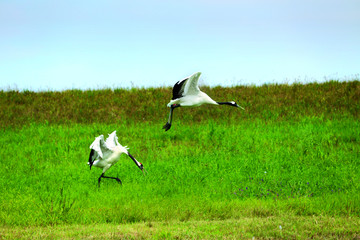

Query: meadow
[0,80,359,239]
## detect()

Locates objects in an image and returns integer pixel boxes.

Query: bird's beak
[142,168,148,176]
[237,104,245,110]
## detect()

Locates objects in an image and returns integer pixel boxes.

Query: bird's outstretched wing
[105,130,129,153]
[184,72,201,96]
[172,72,201,99]
[89,135,111,158]
[105,130,120,149]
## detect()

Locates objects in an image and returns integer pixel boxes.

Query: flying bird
[163,72,244,131]
[88,130,144,186]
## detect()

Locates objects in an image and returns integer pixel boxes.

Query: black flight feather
[88,149,96,170]
[172,77,188,100]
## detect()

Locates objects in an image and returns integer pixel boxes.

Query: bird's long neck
[217,101,234,106]
[128,153,143,170]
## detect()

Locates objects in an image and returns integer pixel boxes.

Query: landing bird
[163,72,244,131]
[88,130,144,186]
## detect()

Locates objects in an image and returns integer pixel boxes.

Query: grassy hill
[1,80,359,128]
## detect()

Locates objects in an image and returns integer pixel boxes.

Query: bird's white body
[91,145,125,173]
[167,91,218,107]
[89,131,131,173]
[88,131,143,186]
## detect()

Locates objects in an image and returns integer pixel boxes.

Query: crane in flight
[163,72,244,131]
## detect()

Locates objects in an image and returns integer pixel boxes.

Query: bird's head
[138,162,144,171]
[231,101,245,110]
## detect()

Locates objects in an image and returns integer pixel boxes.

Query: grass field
[0,80,359,239]
[2,216,359,239]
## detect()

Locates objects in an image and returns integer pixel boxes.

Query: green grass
[2,216,360,239]
[1,119,359,225]
[0,81,359,238]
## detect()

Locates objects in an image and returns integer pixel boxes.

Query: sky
[1,0,359,91]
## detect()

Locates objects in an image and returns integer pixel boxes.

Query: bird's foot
[162,122,171,131]
[115,178,122,185]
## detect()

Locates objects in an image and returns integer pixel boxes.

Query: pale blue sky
[1,0,359,91]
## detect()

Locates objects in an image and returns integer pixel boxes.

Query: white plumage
[88,130,144,186]
[163,72,244,131]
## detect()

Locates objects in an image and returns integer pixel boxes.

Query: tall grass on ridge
[0,80,359,128]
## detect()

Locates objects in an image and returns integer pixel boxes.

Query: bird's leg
[162,107,173,131]
[98,173,122,187]
[98,174,102,187]
[163,104,180,131]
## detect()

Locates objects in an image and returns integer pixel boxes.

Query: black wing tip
[162,122,171,131]
[88,149,95,170]
[172,77,188,100]
[175,77,189,86]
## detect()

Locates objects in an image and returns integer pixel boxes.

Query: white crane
[88,130,144,186]
[163,72,244,131]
